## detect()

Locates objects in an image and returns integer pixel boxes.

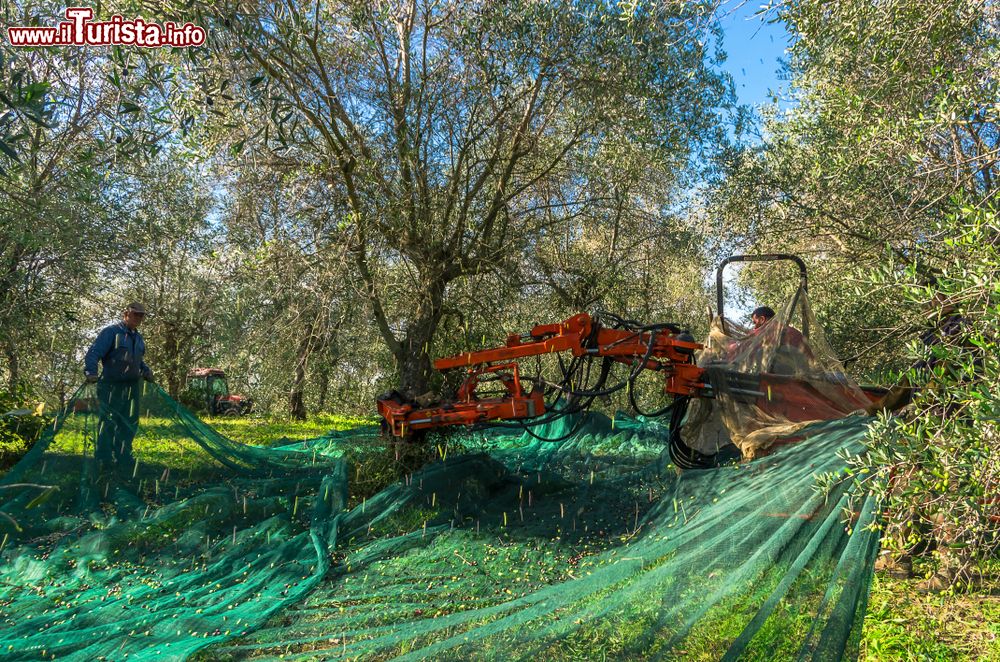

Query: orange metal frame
[377,312,890,439]
[378,313,706,437]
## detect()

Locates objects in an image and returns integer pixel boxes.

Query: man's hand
[85,374,99,384]
[142,367,154,382]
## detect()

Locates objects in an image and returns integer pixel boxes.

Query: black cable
[487,394,584,430]
[517,410,592,442]
[447,314,688,441]
[627,376,679,418]
[562,357,626,397]
[622,329,659,384]
[489,378,603,433]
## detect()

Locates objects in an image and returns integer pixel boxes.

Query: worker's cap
[125,302,147,315]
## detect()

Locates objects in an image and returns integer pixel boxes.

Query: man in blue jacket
[84,302,154,469]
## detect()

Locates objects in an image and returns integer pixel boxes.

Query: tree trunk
[162,323,181,398]
[289,367,307,420]
[355,241,451,401]
[5,341,18,392]
[395,276,447,399]
[397,340,434,399]
[289,325,313,420]
[316,366,329,413]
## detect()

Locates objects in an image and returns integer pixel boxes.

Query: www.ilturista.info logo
[7,7,206,48]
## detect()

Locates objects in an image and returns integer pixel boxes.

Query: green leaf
[25,486,59,510]
[22,82,50,100]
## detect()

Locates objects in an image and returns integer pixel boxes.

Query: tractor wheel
[223,407,241,417]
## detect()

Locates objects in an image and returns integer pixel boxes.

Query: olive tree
[202,0,731,397]
[0,0,183,394]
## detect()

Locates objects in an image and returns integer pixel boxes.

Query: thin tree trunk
[316,366,329,413]
[289,326,313,420]
[5,341,18,391]
[289,369,307,420]
[162,323,181,398]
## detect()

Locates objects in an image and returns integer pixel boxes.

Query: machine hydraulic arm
[377,313,705,437]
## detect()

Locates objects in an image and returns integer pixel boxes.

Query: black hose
[463,315,686,440]
[561,357,626,397]
[627,377,679,418]
[517,411,592,442]
[665,396,716,470]
[487,392,588,430]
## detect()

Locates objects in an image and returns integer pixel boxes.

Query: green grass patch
[861,567,1000,661]
[206,413,375,446]
[0,434,32,470]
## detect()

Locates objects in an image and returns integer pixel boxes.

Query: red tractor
[377,254,886,467]
[182,368,253,416]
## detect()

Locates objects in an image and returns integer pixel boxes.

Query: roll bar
[716,254,808,336]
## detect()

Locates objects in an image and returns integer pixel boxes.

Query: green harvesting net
[0,380,879,660]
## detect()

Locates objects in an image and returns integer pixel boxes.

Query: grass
[0,434,31,469]
[7,410,1000,660]
[861,564,1000,661]
[206,413,376,446]
[230,418,999,661]
[0,413,47,470]
[34,411,379,474]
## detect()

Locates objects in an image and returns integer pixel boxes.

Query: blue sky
[707,3,794,320]
[716,2,790,109]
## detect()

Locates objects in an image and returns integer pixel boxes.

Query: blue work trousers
[95,380,141,464]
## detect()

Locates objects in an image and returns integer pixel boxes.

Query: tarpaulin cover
[682,286,874,463]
